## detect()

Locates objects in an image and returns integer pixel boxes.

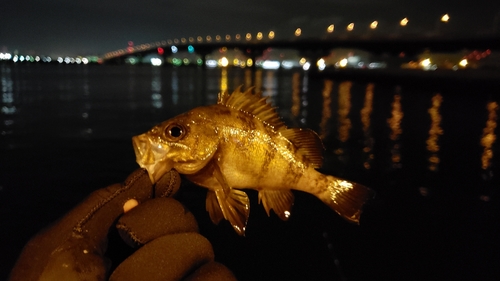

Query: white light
[35,56,40,62]
[64,57,71,64]
[57,57,63,63]
[205,59,217,68]
[82,58,89,64]
[19,56,25,62]
[171,46,178,54]
[281,61,294,69]
[262,60,280,70]
[151,58,162,66]
[317,58,326,71]
[459,59,468,67]
[420,58,431,68]
[339,58,348,67]
[302,62,311,71]
[75,58,82,64]
[13,55,18,62]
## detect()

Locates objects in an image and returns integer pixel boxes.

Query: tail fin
[321,175,374,224]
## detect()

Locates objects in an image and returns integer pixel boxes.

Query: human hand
[9,168,237,281]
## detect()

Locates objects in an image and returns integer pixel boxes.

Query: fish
[132,87,373,236]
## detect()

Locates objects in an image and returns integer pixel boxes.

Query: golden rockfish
[132,87,373,235]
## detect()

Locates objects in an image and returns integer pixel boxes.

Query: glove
[9,168,237,281]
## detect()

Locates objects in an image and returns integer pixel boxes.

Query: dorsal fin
[218,86,286,131]
[280,128,324,168]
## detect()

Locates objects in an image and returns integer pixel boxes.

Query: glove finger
[184,261,238,281]
[109,232,214,281]
[9,169,180,281]
[116,197,199,247]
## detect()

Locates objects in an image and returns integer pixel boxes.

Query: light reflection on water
[1,65,15,137]
[427,93,443,172]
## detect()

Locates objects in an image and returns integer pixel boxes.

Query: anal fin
[258,189,294,221]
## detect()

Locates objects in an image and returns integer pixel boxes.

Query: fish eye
[165,123,185,140]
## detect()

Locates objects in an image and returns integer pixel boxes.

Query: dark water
[1,63,499,280]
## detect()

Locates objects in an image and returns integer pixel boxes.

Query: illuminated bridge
[102,17,500,68]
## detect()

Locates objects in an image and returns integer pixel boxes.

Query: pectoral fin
[214,188,250,236]
[211,161,250,236]
[206,190,224,225]
[258,190,294,221]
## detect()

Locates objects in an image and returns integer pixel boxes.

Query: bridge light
[347,23,354,31]
[167,39,173,45]
[157,47,164,55]
[197,36,203,42]
[268,31,275,39]
[441,14,449,22]
[187,45,194,53]
[235,34,241,40]
[245,33,252,40]
[171,46,178,54]
[189,37,194,43]
[400,18,409,26]
[246,58,253,67]
[327,24,334,33]
[206,36,212,42]
[216,35,221,42]
[294,28,301,37]
[225,34,231,41]
[370,21,378,29]
[174,39,179,44]
[256,32,263,40]
[181,38,187,43]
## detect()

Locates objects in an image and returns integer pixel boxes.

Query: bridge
[102,34,499,65]
[102,17,500,67]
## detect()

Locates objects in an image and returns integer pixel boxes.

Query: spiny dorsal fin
[218,86,286,131]
[280,128,324,168]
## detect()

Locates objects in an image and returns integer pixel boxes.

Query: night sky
[1,0,500,57]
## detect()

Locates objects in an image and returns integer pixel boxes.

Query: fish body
[133,87,373,235]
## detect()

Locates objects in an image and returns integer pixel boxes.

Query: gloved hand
[9,168,237,281]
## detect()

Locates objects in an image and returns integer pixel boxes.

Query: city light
[256,32,263,40]
[370,21,378,29]
[219,57,229,67]
[400,18,409,26]
[268,31,275,39]
[295,28,302,37]
[459,59,468,67]
[441,14,450,22]
[150,58,162,66]
[327,24,334,33]
[245,33,252,41]
[339,58,348,67]
[347,23,354,31]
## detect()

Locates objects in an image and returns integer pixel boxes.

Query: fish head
[132,109,219,183]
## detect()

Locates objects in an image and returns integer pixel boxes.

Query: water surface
[1,63,498,280]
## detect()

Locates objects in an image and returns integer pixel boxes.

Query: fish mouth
[132,134,173,184]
